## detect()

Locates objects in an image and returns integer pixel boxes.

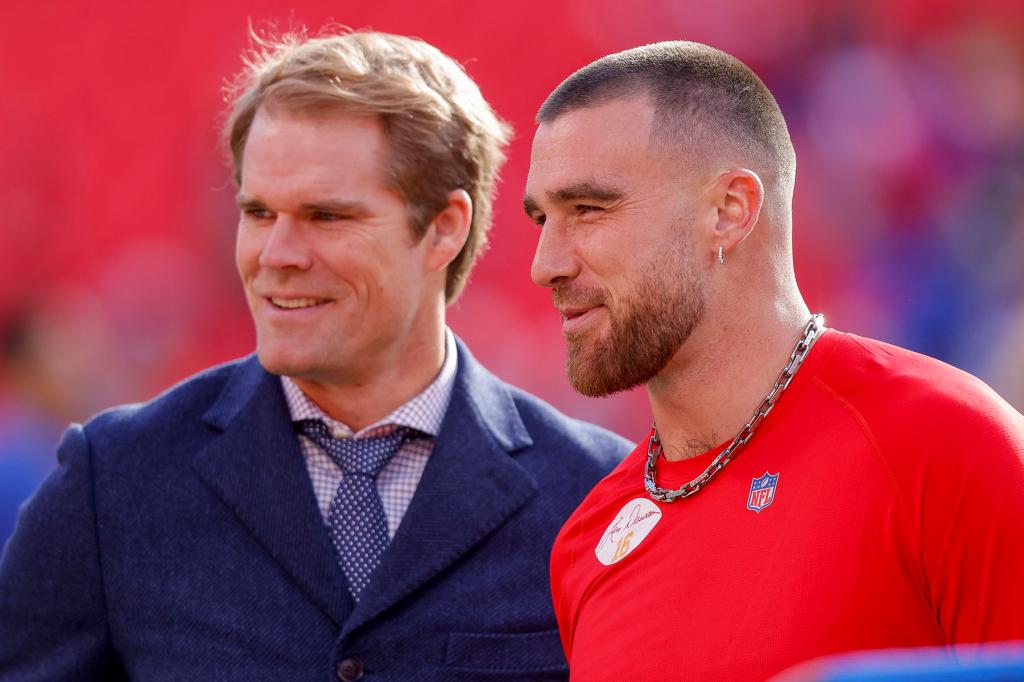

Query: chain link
[645,314,825,503]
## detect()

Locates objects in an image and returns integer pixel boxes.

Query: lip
[261,294,333,312]
[560,305,605,334]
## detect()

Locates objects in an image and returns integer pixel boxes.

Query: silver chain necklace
[644,314,825,503]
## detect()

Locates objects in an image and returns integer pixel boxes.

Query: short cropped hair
[225,29,512,302]
[538,41,795,209]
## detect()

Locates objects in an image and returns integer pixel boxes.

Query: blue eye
[311,212,341,222]
[243,208,272,220]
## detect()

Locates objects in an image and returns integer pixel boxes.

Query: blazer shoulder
[83,356,254,444]
[452,337,631,475]
[507,385,632,472]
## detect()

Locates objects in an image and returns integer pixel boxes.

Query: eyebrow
[523,181,626,216]
[298,200,369,215]
[235,195,370,216]
[235,194,263,210]
[552,182,625,204]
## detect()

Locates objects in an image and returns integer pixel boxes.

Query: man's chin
[568,370,627,398]
[568,352,622,397]
[566,339,657,397]
[255,347,316,379]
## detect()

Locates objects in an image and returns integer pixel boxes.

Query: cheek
[370,240,419,289]
[579,229,624,265]
[235,227,263,277]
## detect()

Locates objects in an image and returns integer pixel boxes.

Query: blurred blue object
[774,643,1024,681]
[0,404,60,552]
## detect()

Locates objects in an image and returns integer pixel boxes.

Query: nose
[531,220,579,289]
[258,215,313,270]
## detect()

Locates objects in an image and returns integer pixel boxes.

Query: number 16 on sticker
[595,498,662,566]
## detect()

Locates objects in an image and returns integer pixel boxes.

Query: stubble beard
[562,239,707,398]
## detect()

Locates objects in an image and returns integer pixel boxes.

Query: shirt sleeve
[914,396,1024,645]
[0,424,122,680]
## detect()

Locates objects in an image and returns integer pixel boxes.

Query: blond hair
[225,29,512,302]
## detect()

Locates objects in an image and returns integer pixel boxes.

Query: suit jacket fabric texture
[0,339,630,681]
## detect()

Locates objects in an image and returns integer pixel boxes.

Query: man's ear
[424,189,473,273]
[706,169,763,263]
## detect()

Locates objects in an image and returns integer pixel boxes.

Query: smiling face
[236,108,441,386]
[525,96,710,396]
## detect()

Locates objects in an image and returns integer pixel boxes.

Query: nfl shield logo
[747,472,779,512]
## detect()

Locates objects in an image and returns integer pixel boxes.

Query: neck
[295,317,447,432]
[647,296,811,461]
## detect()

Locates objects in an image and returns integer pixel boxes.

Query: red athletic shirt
[551,330,1024,681]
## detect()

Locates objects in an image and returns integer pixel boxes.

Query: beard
[557,237,706,397]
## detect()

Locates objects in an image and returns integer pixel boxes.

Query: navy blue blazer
[0,340,630,681]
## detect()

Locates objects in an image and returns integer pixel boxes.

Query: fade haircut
[537,41,796,217]
[225,29,512,302]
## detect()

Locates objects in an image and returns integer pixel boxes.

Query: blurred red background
[2,0,1023,542]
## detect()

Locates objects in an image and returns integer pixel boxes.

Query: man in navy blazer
[0,30,629,681]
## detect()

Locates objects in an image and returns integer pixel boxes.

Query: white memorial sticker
[595,497,663,566]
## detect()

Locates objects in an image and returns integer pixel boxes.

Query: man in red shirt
[523,41,1024,680]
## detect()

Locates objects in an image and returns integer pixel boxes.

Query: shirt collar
[281,328,458,439]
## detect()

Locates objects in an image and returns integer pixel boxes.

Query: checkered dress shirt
[281,330,457,539]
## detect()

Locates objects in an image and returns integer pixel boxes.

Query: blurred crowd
[2,0,1023,547]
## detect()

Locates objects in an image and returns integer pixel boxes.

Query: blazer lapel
[343,340,537,635]
[191,357,353,628]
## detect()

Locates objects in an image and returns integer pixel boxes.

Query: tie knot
[297,420,407,478]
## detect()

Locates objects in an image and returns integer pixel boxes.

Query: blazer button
[336,658,364,681]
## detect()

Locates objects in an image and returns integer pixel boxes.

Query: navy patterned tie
[297,420,408,599]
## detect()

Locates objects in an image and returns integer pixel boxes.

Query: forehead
[240,107,392,198]
[526,96,658,192]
